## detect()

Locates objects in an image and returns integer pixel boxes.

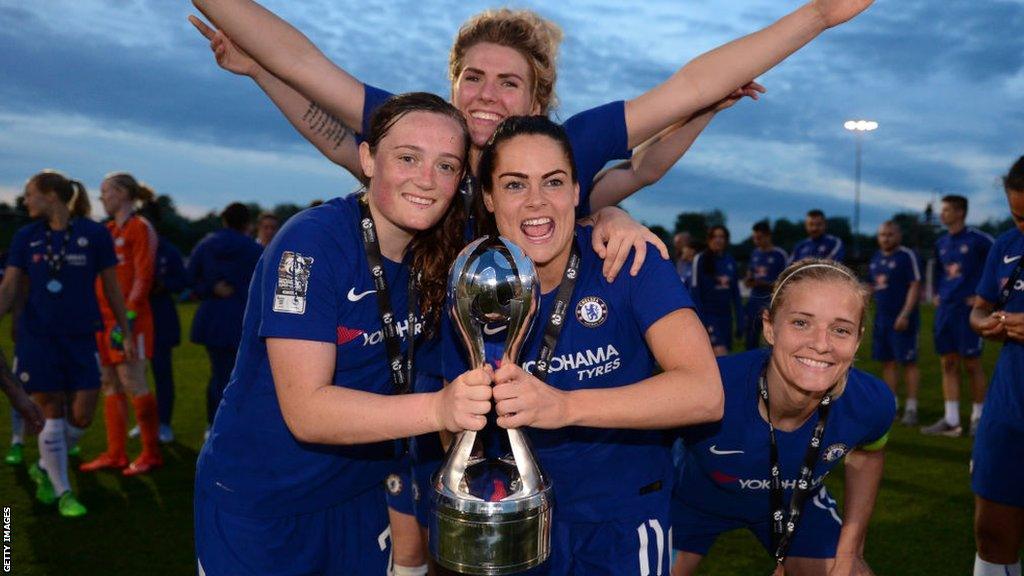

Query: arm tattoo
[302,101,354,151]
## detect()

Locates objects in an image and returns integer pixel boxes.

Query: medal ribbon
[531,237,581,384]
[44,222,72,294]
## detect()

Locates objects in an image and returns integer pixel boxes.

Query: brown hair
[28,170,91,218]
[365,92,470,336]
[449,9,563,114]
[1004,155,1024,193]
[104,172,156,205]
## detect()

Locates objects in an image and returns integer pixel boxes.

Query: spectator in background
[923,195,993,437]
[791,209,845,263]
[134,200,187,444]
[692,225,742,356]
[869,221,922,425]
[80,172,163,477]
[255,211,280,248]
[674,232,695,286]
[188,203,262,437]
[743,220,787,350]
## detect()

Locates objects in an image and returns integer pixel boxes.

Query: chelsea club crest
[575,296,608,328]
[822,443,848,462]
[385,473,403,496]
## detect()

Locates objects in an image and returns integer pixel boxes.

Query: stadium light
[844,119,879,258]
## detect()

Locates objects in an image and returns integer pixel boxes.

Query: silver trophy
[430,236,552,575]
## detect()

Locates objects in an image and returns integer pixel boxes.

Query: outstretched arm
[192,0,365,131]
[829,448,884,575]
[190,15,363,178]
[590,82,764,210]
[624,0,871,148]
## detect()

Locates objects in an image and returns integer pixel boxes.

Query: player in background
[922,195,993,437]
[969,156,1024,576]
[187,203,262,437]
[791,209,845,263]
[255,211,280,248]
[744,220,788,350]
[671,259,893,576]
[3,171,132,516]
[80,173,163,476]
[692,225,742,356]
[868,221,922,425]
[673,232,696,287]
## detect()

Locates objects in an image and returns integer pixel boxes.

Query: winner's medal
[44,224,72,298]
[46,279,63,294]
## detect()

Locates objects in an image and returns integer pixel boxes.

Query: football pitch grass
[0,303,1016,574]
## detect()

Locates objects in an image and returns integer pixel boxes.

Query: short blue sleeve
[257,217,345,344]
[976,235,1004,304]
[563,101,630,215]
[359,84,396,142]
[7,227,30,270]
[91,224,118,271]
[628,243,694,334]
[441,299,469,383]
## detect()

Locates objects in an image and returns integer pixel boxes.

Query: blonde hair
[449,9,563,114]
[766,258,870,397]
[104,172,156,205]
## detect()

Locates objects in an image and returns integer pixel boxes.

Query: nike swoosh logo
[347,288,376,302]
[709,445,744,455]
[1004,255,1022,264]
[483,324,507,336]
[30,240,43,247]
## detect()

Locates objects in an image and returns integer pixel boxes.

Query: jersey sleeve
[7,227,30,271]
[829,237,846,261]
[257,217,343,344]
[975,235,1004,304]
[92,224,118,271]
[854,372,896,450]
[126,218,158,310]
[629,242,695,334]
[358,84,396,141]
[563,101,630,214]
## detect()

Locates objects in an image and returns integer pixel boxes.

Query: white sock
[905,398,918,412]
[393,565,429,576]
[944,401,961,427]
[894,396,900,410]
[10,406,24,445]
[65,422,86,451]
[38,419,70,496]
[972,403,984,421]
[974,554,1021,575]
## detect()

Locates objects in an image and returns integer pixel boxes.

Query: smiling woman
[671,258,894,576]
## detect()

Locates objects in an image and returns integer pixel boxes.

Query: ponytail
[67,179,92,218]
[104,172,156,206]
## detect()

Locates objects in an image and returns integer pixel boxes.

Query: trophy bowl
[430,236,552,575]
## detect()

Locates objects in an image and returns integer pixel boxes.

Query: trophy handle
[439,429,484,501]
[504,427,543,500]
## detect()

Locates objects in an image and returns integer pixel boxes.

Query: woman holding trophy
[441,115,724,574]
[193,93,499,575]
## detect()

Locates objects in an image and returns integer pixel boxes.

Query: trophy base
[429,486,552,575]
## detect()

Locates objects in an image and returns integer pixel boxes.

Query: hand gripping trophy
[430,237,552,575]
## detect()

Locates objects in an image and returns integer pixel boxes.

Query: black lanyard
[43,222,72,295]
[357,194,417,395]
[532,239,581,383]
[759,365,834,567]
[996,251,1024,311]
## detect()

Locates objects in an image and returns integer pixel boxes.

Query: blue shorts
[195,485,390,576]
[521,509,673,576]
[871,313,919,364]
[933,305,982,357]
[671,486,842,559]
[385,450,418,517]
[14,333,100,394]
[703,314,734,351]
[413,434,445,528]
[972,414,1024,508]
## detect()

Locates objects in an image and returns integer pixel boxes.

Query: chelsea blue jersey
[674,349,894,522]
[975,228,1024,423]
[8,218,117,337]
[442,226,693,522]
[936,227,993,307]
[791,235,845,263]
[869,246,921,318]
[196,194,420,518]
[690,251,740,318]
[748,247,788,300]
